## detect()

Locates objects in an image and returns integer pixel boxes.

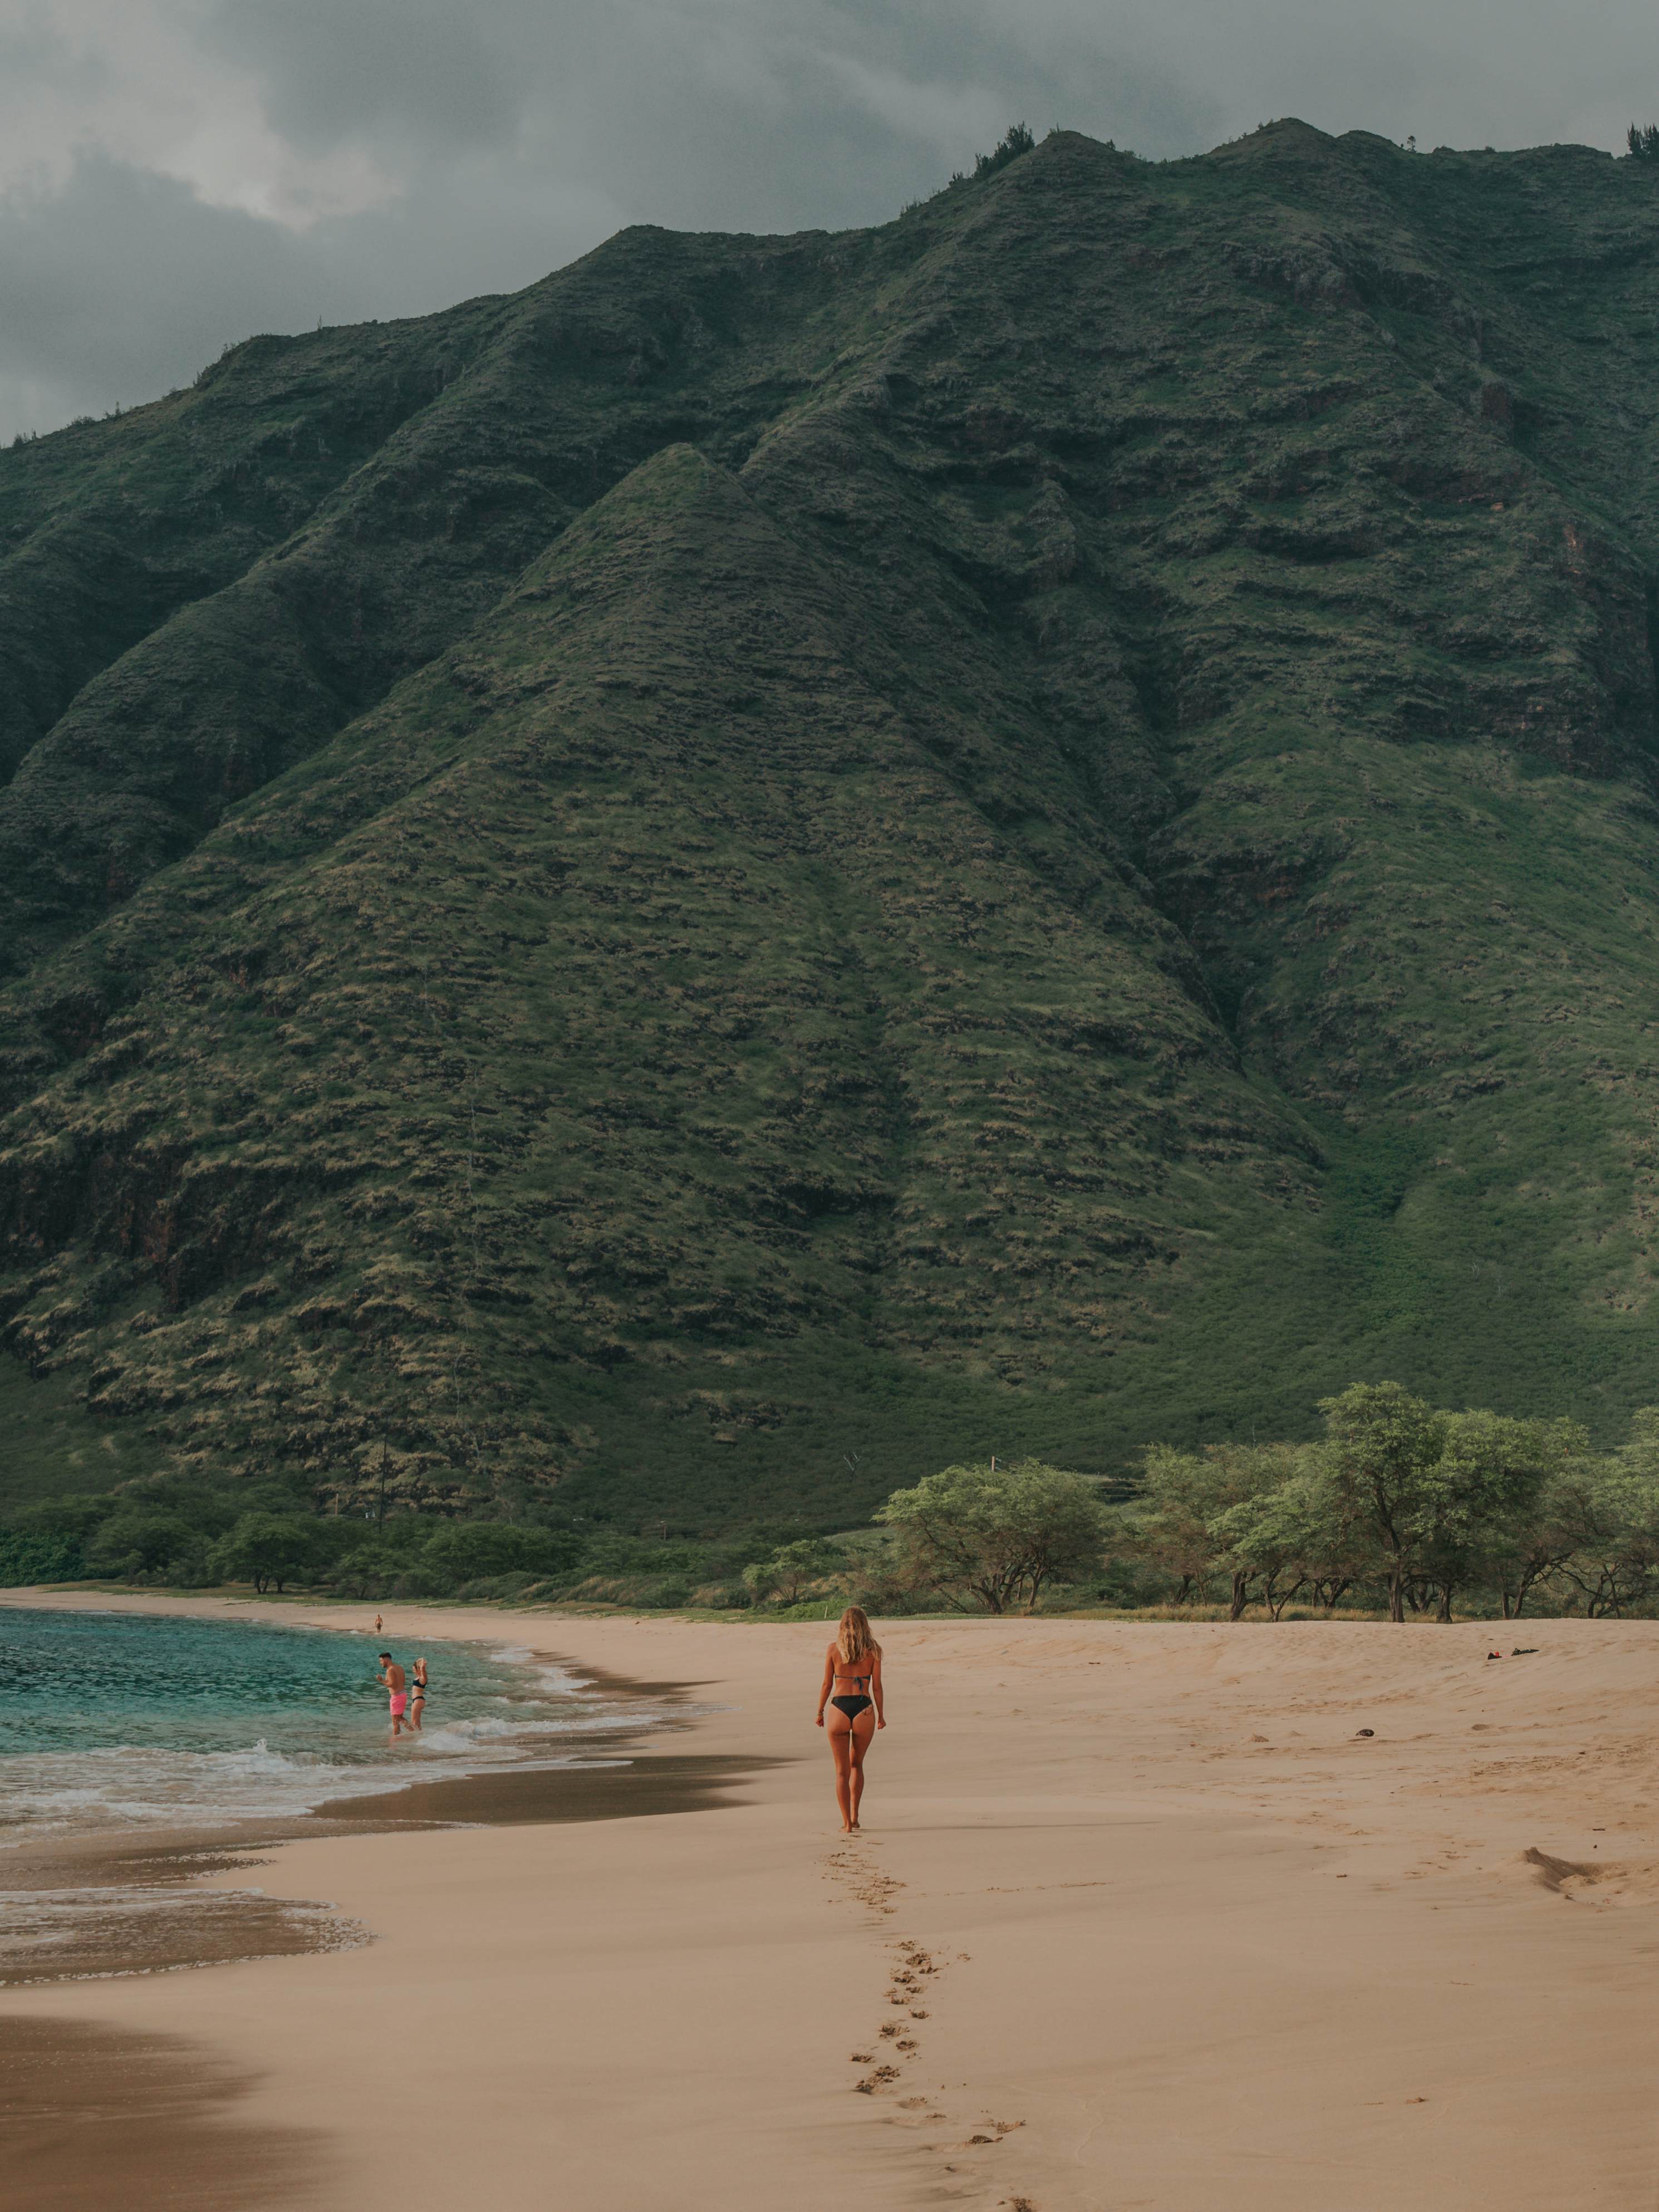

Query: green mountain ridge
[4,120,1659,1530]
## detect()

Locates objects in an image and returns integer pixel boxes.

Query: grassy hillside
[4,121,1659,1531]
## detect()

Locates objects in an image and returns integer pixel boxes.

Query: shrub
[974,122,1036,179]
[388,1568,445,1600]
[87,1510,205,1583]
[0,1531,86,1586]
[742,1538,836,1604]
[419,1521,582,1586]
[453,1571,541,1600]
[689,1582,750,1610]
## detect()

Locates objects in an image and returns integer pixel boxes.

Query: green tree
[0,1529,86,1586]
[877,1460,1106,1614]
[1140,1443,1290,1615]
[1209,1446,1361,1619]
[87,1510,205,1584]
[1418,1411,1572,1620]
[207,1513,324,1594]
[1319,1382,1449,1622]
[742,1539,834,1605]
[1549,1413,1659,1615]
[1628,123,1659,160]
[418,1521,582,1588]
[0,1494,115,1585]
[1134,1447,1224,1606]
[1490,1464,1585,1618]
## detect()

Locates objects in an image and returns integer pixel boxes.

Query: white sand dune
[2,1595,1655,2210]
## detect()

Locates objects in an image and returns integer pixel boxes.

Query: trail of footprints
[826,1841,1031,2201]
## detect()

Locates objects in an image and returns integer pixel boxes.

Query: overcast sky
[1,0,1651,443]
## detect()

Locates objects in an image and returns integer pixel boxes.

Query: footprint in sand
[855,2064,902,2094]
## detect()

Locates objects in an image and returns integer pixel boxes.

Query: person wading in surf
[815,1606,884,1832]
[377,1653,415,1739]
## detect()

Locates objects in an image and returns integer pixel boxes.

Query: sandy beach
[2,1593,1656,2211]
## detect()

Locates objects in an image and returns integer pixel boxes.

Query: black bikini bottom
[829,1695,872,1719]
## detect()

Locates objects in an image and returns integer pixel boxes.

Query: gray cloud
[207,0,524,153]
[0,0,1645,443]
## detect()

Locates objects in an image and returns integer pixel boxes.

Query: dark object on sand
[1355,1728,1375,1738]
[1487,1650,1503,1660]
[1511,1647,1538,1655]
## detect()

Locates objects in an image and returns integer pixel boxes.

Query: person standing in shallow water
[816,1607,884,1832]
[377,1652,415,1738]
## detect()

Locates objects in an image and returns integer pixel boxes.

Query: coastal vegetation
[5,1382,1655,1621]
[875,1460,1108,1615]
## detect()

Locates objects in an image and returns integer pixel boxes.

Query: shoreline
[0,1593,775,1987]
[1,1595,1656,2209]
[0,1579,1518,1624]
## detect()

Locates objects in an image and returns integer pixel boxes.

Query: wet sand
[0,1617,768,1987]
[0,1754,779,1985]
[0,1594,785,2194]
[0,1593,1656,2210]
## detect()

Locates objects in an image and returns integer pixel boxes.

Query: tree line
[4,1381,1657,1618]
[855,1384,1659,1620]
[1135,1382,1659,1622]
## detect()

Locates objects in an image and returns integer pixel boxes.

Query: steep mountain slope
[5,121,1659,1528]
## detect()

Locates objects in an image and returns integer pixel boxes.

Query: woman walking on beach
[816,1607,884,1832]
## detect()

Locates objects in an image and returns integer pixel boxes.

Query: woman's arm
[872,1649,885,1728]
[816,1647,834,1727]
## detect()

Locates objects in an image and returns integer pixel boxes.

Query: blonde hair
[836,1606,880,1666]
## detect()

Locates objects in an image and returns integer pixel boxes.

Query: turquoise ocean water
[0,1606,656,1843]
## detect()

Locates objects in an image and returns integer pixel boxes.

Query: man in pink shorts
[377,1652,415,1737]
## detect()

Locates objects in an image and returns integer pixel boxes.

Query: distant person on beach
[377,1652,415,1738]
[816,1607,884,1832]
[410,1657,428,1731]
[374,1613,383,1634]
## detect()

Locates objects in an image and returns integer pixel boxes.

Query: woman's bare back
[817,1613,884,1831]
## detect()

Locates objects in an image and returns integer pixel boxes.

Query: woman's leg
[847,1708,877,1827]
[826,1712,855,1829]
